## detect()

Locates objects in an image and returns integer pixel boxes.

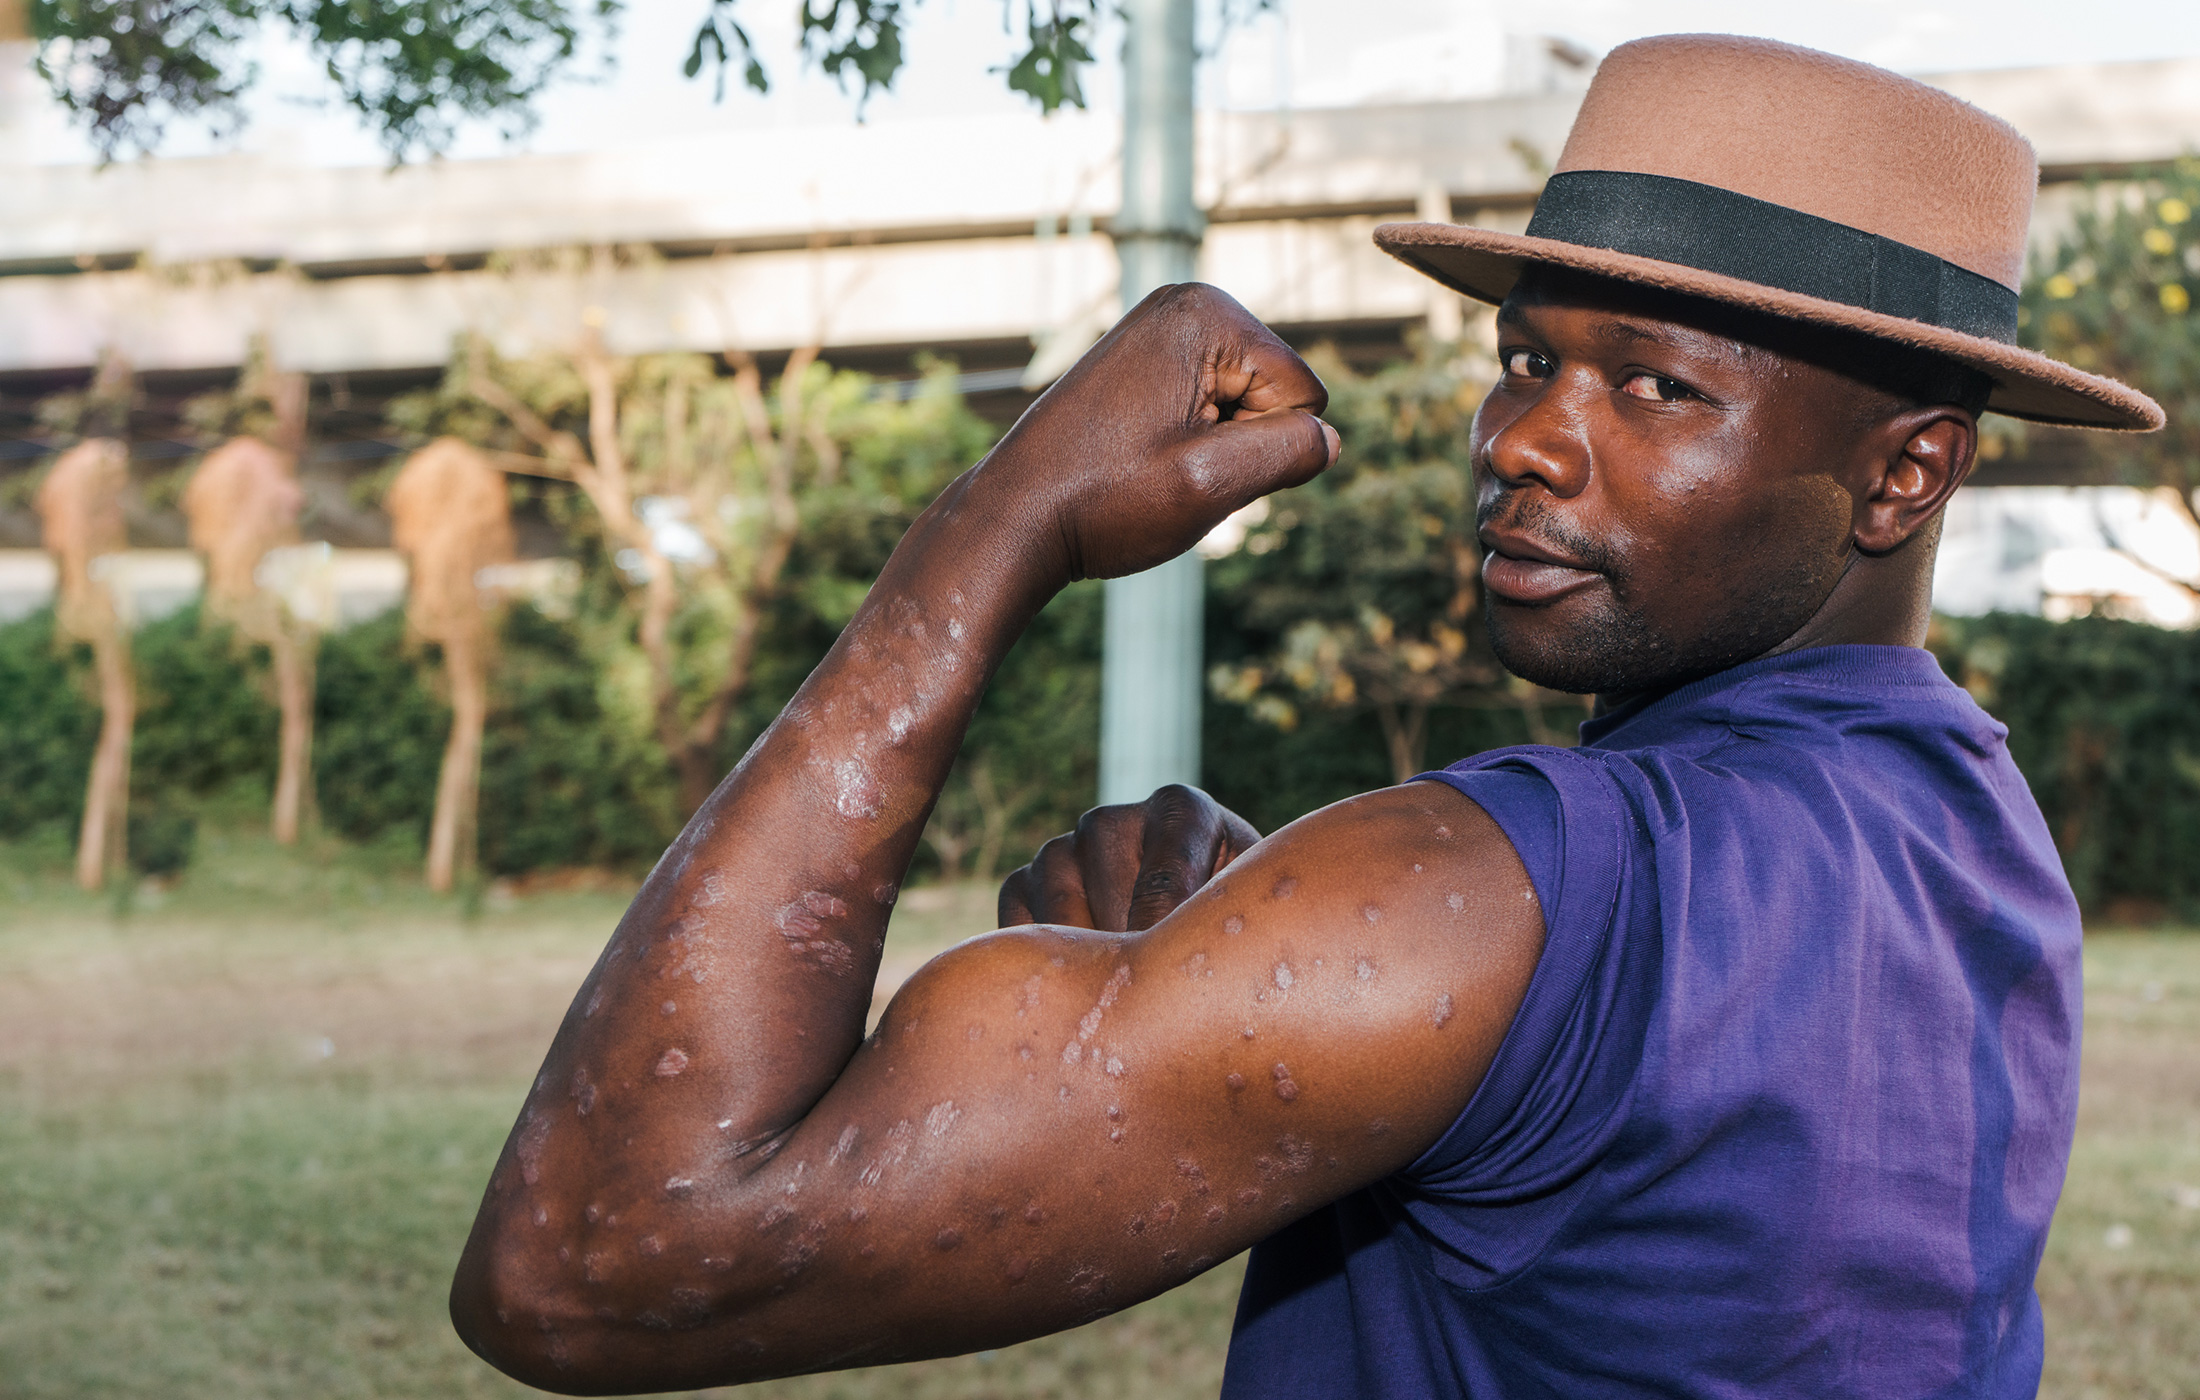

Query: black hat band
[1524,170,2022,344]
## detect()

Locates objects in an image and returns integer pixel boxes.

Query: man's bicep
[748,784,1545,1350]
[1113,783,1550,1167]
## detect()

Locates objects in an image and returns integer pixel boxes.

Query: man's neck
[1592,543,1937,716]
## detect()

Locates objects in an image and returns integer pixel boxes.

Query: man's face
[1471,271,1881,698]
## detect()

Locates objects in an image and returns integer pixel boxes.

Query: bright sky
[16,0,2200,165]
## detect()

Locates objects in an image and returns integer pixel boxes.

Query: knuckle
[1075,803,1139,842]
[1148,782,1204,813]
[1035,833,1078,870]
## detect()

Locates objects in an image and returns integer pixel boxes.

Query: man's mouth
[1478,528,1602,605]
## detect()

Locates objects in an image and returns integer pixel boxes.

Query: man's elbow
[449,1221,614,1394]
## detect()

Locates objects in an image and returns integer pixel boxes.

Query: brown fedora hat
[1374,34,2164,431]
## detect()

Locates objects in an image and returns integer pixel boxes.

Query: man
[451,35,2160,1397]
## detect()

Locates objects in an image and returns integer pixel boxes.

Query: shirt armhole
[1403,749,1630,1184]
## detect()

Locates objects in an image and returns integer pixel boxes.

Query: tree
[449,332,835,817]
[1207,338,1581,784]
[179,344,323,844]
[31,355,138,889]
[21,0,1108,162]
[391,314,993,820]
[36,438,134,889]
[2022,159,2200,598]
[386,437,517,890]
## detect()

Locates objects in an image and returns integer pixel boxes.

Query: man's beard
[1477,490,1833,699]
[1479,493,1678,695]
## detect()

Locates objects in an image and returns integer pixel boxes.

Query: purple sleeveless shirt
[1221,645,2081,1398]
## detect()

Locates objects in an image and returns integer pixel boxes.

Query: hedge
[1931,613,2200,913]
[2,601,2195,911]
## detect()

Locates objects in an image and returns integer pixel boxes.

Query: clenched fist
[976,283,1340,585]
[999,784,1261,933]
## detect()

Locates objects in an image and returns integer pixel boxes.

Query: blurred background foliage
[2023,157,2200,554]
[1932,613,2200,915]
[4,340,2199,911]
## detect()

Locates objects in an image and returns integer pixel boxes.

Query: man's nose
[1479,386,1592,500]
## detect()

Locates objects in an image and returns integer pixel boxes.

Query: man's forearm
[450,459,1059,1349]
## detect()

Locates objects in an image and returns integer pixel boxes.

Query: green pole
[1101,0,1203,805]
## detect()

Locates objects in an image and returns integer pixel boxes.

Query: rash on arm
[454,771,1541,1392]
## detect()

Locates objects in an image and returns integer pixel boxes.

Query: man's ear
[1853,407,1976,555]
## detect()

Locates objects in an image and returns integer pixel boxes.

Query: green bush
[476,604,679,875]
[7,589,2199,914]
[1934,613,2200,913]
[0,609,98,844]
[315,604,685,876]
[131,604,279,809]
[313,611,447,851]
[125,805,196,877]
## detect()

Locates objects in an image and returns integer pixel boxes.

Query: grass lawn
[1,833,2195,1398]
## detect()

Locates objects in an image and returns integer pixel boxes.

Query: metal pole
[1101,0,1203,805]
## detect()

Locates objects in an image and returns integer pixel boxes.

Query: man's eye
[1620,373,1693,403]
[1501,348,1551,379]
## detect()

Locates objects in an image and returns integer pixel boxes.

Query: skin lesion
[467,791,1536,1391]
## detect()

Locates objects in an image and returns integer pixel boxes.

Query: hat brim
[1374,221,2164,432]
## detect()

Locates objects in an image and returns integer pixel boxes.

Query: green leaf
[999,5,1092,113]
[798,0,909,114]
[686,0,766,101]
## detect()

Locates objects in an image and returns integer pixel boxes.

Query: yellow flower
[2044,273,2078,300]
[2162,198,2193,225]
[2144,227,2177,255]
[2161,282,2191,314]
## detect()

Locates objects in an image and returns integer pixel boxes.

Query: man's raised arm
[449,286,1545,1394]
